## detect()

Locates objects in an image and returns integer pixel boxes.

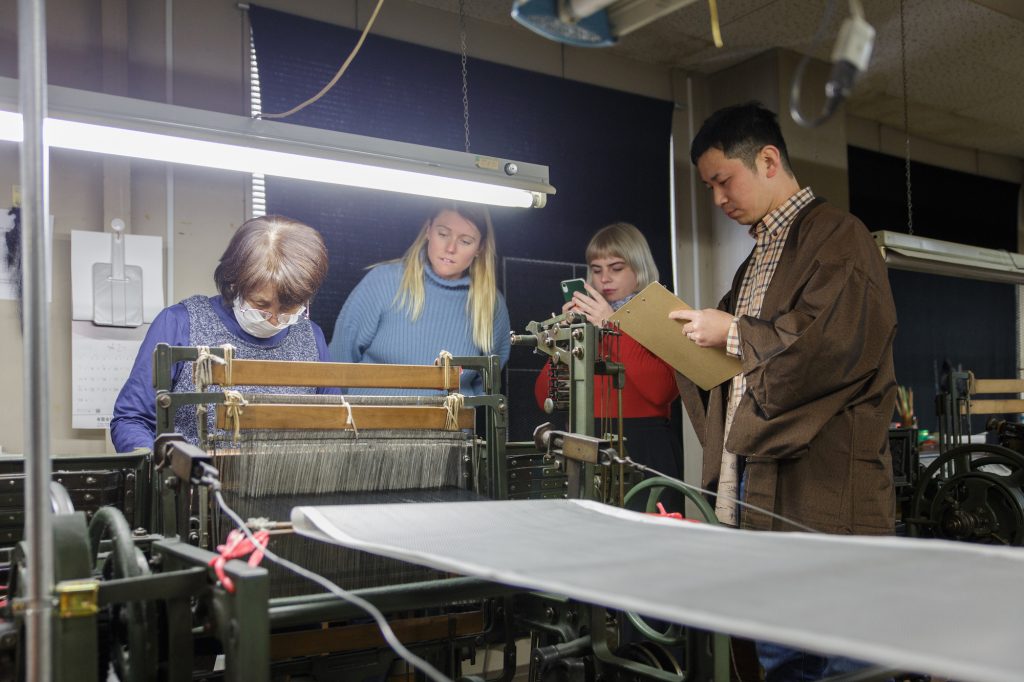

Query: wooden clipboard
[609,282,741,390]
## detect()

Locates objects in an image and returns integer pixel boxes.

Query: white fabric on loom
[293,499,1024,682]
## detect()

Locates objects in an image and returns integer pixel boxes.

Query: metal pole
[19,1,53,680]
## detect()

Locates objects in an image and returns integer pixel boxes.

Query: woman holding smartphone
[535,222,683,497]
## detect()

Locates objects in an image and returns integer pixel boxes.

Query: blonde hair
[584,222,659,292]
[390,203,500,354]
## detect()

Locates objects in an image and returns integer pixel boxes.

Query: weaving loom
[213,396,479,595]
[905,368,1024,545]
[152,344,507,599]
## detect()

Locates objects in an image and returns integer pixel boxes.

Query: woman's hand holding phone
[561,279,614,326]
[560,278,588,302]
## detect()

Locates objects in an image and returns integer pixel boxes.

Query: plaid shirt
[715,186,815,526]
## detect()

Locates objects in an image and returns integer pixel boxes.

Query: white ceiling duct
[873,230,1024,285]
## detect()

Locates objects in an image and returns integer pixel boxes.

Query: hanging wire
[706,0,723,48]
[459,0,471,153]
[259,0,386,119]
[615,458,822,533]
[900,0,914,235]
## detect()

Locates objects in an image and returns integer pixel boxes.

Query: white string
[341,394,358,439]
[221,344,235,386]
[437,350,455,392]
[616,457,821,534]
[194,345,226,394]
[223,390,249,443]
[443,393,464,431]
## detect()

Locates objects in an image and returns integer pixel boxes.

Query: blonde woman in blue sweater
[329,202,510,395]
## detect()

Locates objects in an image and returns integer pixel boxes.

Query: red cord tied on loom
[209,529,270,593]
[649,502,701,523]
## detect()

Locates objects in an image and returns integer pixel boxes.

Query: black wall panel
[848,147,1020,431]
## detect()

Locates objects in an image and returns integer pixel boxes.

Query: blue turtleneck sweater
[328,261,511,396]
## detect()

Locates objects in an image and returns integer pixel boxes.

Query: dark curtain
[249,6,673,440]
[848,146,1021,432]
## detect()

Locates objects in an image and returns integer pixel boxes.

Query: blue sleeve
[110,305,189,452]
[328,269,385,364]
[492,292,512,368]
[311,321,342,396]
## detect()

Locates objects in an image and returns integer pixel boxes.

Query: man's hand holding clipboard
[668,307,734,348]
[609,283,741,390]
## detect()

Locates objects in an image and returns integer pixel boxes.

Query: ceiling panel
[410,0,1024,160]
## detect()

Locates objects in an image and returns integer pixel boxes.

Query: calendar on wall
[70,227,163,431]
[71,321,150,430]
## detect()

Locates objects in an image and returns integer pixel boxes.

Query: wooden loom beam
[210,359,461,391]
[959,375,1024,415]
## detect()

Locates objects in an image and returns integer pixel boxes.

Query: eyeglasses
[238,300,309,325]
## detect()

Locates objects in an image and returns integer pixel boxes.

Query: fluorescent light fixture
[873,230,1024,285]
[512,0,617,47]
[0,110,19,141]
[0,77,554,209]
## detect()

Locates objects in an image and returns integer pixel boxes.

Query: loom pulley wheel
[908,444,1024,545]
[90,507,158,682]
[622,641,683,676]
[620,476,717,646]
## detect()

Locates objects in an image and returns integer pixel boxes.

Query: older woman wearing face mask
[328,201,510,396]
[110,214,335,452]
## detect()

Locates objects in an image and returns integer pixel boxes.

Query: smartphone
[560,278,588,302]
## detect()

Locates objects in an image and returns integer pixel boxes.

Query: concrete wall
[674,49,852,311]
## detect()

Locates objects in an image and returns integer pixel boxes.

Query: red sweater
[534,331,679,419]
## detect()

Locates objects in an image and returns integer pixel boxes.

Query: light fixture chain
[459,0,471,153]
[900,0,913,236]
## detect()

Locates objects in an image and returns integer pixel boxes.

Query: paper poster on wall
[0,208,53,302]
[71,320,149,430]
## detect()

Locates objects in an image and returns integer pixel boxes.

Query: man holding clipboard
[669,103,898,681]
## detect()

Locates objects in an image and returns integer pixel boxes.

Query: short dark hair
[690,102,792,173]
[214,215,328,308]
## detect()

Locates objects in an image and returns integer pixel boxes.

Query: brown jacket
[678,200,897,534]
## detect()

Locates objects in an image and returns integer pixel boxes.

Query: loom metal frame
[144,336,726,681]
[133,537,271,682]
[0,452,152,546]
[147,344,518,678]
[4,501,271,682]
[151,344,508,512]
[513,313,628,502]
[510,314,733,682]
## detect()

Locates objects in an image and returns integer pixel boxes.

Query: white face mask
[232,297,304,339]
